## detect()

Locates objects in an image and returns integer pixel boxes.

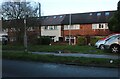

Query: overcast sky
[38,0,119,16]
[1,0,120,16]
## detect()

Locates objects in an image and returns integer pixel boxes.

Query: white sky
[38,0,119,16]
[1,0,120,16]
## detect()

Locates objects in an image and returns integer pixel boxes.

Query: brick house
[60,10,115,45]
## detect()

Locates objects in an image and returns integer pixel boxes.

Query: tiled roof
[62,10,116,25]
[2,10,116,27]
[41,15,66,26]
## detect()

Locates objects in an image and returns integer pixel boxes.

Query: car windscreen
[2,35,8,38]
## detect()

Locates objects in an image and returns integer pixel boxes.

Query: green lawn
[2,45,110,54]
[29,45,105,54]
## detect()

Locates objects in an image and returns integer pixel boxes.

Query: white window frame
[92,23,108,29]
[64,25,69,30]
[72,24,80,29]
[11,28,16,31]
[54,26,58,30]
[44,26,58,30]
[105,12,110,16]
[49,26,54,30]
[44,26,48,30]
[27,27,34,31]
[3,28,8,32]
[64,24,80,30]
[97,13,101,16]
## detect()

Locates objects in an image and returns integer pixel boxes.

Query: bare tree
[1,2,38,19]
[1,2,40,44]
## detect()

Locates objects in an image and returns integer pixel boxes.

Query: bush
[37,36,51,45]
[77,36,86,45]
[28,36,51,45]
[90,36,101,46]
[28,35,38,45]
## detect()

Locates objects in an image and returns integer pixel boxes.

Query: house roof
[2,10,116,27]
[41,15,66,26]
[62,10,116,25]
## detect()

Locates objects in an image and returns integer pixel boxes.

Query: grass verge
[2,51,120,68]
[3,45,110,54]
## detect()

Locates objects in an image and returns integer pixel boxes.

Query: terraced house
[2,10,115,45]
[41,15,66,42]
[41,10,115,45]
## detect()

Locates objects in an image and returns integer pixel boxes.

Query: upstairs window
[72,25,80,29]
[46,17,48,19]
[11,28,16,31]
[49,26,54,30]
[53,16,56,18]
[92,23,108,29]
[99,24,104,29]
[64,25,80,30]
[27,27,34,31]
[92,24,98,29]
[89,13,92,16]
[60,16,63,18]
[105,12,110,16]
[54,26,58,30]
[44,26,48,30]
[44,26,58,30]
[64,25,69,30]
[97,13,101,16]
[3,28,8,32]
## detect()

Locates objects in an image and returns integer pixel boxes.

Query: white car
[0,34,8,45]
[95,33,120,50]
[104,35,120,53]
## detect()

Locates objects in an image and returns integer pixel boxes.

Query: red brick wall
[79,24,93,36]
[63,24,111,37]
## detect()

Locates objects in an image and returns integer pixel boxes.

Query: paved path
[31,52,119,59]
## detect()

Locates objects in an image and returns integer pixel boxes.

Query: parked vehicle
[0,33,8,45]
[104,34,120,53]
[95,33,120,50]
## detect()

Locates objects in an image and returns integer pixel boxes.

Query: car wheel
[110,45,120,53]
[99,45,104,50]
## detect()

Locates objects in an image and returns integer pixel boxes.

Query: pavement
[31,52,119,59]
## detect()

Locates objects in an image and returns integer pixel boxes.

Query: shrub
[28,35,38,45]
[77,36,86,45]
[90,36,101,46]
[38,36,51,45]
[28,36,51,45]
